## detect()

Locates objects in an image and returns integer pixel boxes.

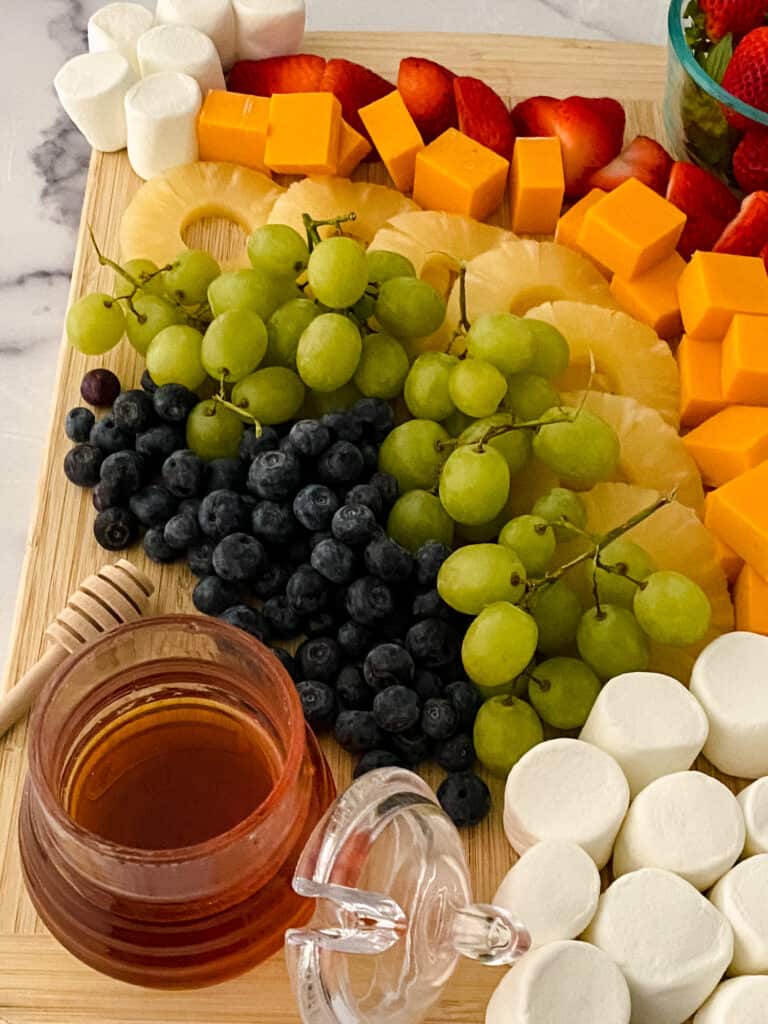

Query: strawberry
[733,126,768,192]
[700,0,768,42]
[453,76,515,159]
[398,57,457,142]
[228,54,326,96]
[714,190,768,255]
[587,135,673,195]
[512,95,560,136]
[319,58,394,139]
[666,161,740,259]
[553,97,626,198]
[721,27,768,129]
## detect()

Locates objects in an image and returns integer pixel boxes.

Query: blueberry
[93,506,139,550]
[373,685,421,733]
[140,369,157,394]
[335,664,370,709]
[344,483,384,519]
[405,618,456,669]
[337,620,375,661]
[415,541,452,587]
[318,440,364,485]
[212,533,268,582]
[92,481,120,511]
[309,530,333,551]
[413,669,444,702]
[252,563,290,599]
[363,643,415,690]
[435,733,476,772]
[368,471,399,509]
[100,450,145,498]
[269,645,298,681]
[164,511,201,551]
[143,526,177,563]
[359,442,379,474]
[321,410,363,442]
[239,425,279,462]
[262,595,303,637]
[412,589,452,622]
[153,383,198,424]
[159,449,204,499]
[112,389,155,433]
[206,457,246,493]
[445,681,483,732]
[90,416,133,455]
[311,538,357,584]
[187,541,215,577]
[331,503,379,546]
[297,636,340,681]
[389,727,432,767]
[198,489,249,539]
[351,398,394,442]
[284,534,311,567]
[219,604,269,641]
[192,575,240,615]
[65,407,95,443]
[293,484,339,532]
[297,680,337,731]
[421,697,458,740]
[288,419,331,457]
[179,497,202,518]
[345,576,394,626]
[353,749,404,777]
[376,604,414,643]
[64,444,103,487]
[81,368,120,407]
[278,436,301,458]
[135,423,186,463]
[129,484,178,527]
[364,535,413,583]
[334,710,383,754]
[286,564,329,615]
[305,612,336,638]
[252,500,296,545]
[248,449,302,501]
[437,772,491,827]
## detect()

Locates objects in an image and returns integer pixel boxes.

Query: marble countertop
[0,0,669,667]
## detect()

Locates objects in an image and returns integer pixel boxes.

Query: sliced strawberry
[228,54,326,96]
[733,126,768,193]
[398,57,457,142]
[714,190,768,256]
[454,76,515,159]
[319,58,394,139]
[722,27,768,129]
[700,0,768,43]
[587,135,673,195]
[511,95,560,136]
[666,161,740,259]
[554,97,625,198]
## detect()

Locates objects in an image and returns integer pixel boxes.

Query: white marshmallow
[137,24,225,95]
[493,840,600,948]
[485,940,631,1024]
[87,2,154,74]
[709,855,768,976]
[737,777,768,856]
[694,977,768,1023]
[124,72,201,181]
[54,51,137,153]
[232,0,306,61]
[579,672,709,797]
[584,868,734,1024]
[503,738,629,869]
[154,0,237,71]
[690,632,768,779]
[612,771,744,891]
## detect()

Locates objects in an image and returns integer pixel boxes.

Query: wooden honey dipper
[0,559,154,739]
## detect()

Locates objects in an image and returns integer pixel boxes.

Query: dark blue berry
[140,369,157,393]
[337,620,375,661]
[286,564,329,615]
[288,419,331,457]
[100,450,145,498]
[435,733,476,773]
[437,772,490,827]
[331,503,379,546]
[318,440,364,485]
[251,500,296,544]
[334,710,383,754]
[81,368,120,407]
[364,534,413,583]
[164,511,200,551]
[297,636,340,681]
[412,588,452,622]
[269,645,298,681]
[283,534,311,567]
[112,389,155,433]
[92,480,120,511]
[293,484,339,531]
[218,604,269,641]
[405,618,456,669]
[212,533,268,582]
[352,398,394,442]
[344,483,384,519]
[262,594,303,637]
[129,484,177,527]
[187,541,215,577]
[363,643,415,690]
[373,685,421,733]
[369,471,398,509]
[65,407,95,443]
[345,576,394,626]
[321,410,363,442]
[153,383,198,423]
[296,680,337,731]
[413,669,444,702]
[206,457,246,493]
[192,574,240,615]
[415,541,452,587]
[390,727,432,767]
[178,497,201,517]
[305,612,336,637]
[90,416,132,455]
[143,526,177,563]
[198,489,249,539]
[311,538,356,584]
[135,423,186,463]
[335,665,370,710]
[353,750,404,777]
[421,697,457,740]
[252,563,290,599]
[309,529,333,551]
[161,449,205,498]
[93,506,139,550]
[359,442,379,474]
[64,444,104,487]
[248,449,302,501]
[444,680,483,732]
[239,425,279,462]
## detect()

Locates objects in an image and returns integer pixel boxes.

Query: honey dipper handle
[0,645,70,740]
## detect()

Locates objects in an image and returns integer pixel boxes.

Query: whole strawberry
[700,0,768,42]
[722,27,768,128]
[733,126,768,192]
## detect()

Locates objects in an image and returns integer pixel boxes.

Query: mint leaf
[704,33,734,84]
[684,0,708,52]
[680,76,734,173]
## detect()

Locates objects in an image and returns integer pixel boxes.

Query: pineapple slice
[120,162,283,272]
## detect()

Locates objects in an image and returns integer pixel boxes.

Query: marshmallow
[709,855,768,976]
[54,51,137,152]
[579,671,709,797]
[87,2,154,74]
[503,738,630,869]
[493,840,600,948]
[137,23,225,95]
[125,72,201,181]
[737,777,768,856]
[232,0,306,62]
[154,0,237,71]
[485,940,631,1024]
[612,771,744,891]
[584,868,734,1024]
[690,632,768,779]
[694,977,768,1023]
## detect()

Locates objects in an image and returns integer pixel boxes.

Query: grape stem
[302,211,357,252]
[212,392,263,437]
[457,263,471,334]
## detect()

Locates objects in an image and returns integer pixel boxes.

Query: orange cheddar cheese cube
[358,90,423,192]
[610,251,686,340]
[510,137,565,234]
[336,119,371,177]
[721,313,768,405]
[683,405,768,486]
[413,128,509,220]
[677,334,727,428]
[265,92,342,175]
[197,91,269,171]
[703,491,745,583]
[734,563,768,635]
[555,189,606,249]
[704,459,768,580]
[677,251,768,341]
[578,177,686,280]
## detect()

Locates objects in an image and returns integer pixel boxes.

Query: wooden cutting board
[0,30,720,1024]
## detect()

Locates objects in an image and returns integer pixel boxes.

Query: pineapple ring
[119,162,284,272]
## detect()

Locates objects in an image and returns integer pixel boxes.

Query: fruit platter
[4,2,768,1023]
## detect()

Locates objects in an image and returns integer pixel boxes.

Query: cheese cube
[555,188,610,274]
[677,335,727,428]
[578,177,686,280]
[721,313,768,404]
[705,459,768,579]
[336,119,371,177]
[678,251,768,341]
[413,128,509,220]
[510,136,565,234]
[734,563,768,635]
[197,90,269,170]
[358,90,423,192]
[265,92,342,175]
[683,405,768,486]
[703,491,745,583]
[610,252,685,340]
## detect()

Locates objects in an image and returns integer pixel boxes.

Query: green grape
[633,571,711,646]
[124,294,182,355]
[532,487,587,541]
[576,604,650,680]
[443,409,475,437]
[296,313,362,392]
[247,224,309,279]
[473,695,543,776]
[465,312,535,375]
[146,325,206,389]
[231,366,305,424]
[404,352,458,420]
[352,293,377,324]
[301,379,362,416]
[439,445,510,525]
[387,490,454,552]
[437,544,526,615]
[532,406,620,485]
[524,319,570,378]
[462,601,540,690]
[498,515,556,576]
[116,258,166,298]
[354,332,410,399]
[459,413,531,476]
[66,293,125,355]
[586,539,656,609]
[375,277,446,339]
[527,657,602,729]
[201,309,267,383]
[503,373,561,421]
[527,579,583,656]
[186,399,244,460]
[366,249,416,284]
[208,268,297,321]
[265,298,319,369]
[455,508,510,544]
[307,236,368,308]
[378,419,449,493]
[448,358,507,418]
[165,250,221,305]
